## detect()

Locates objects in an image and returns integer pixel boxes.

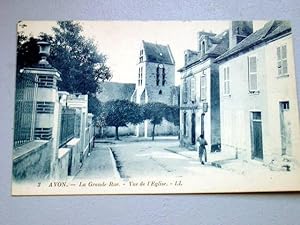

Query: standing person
[197,134,208,165]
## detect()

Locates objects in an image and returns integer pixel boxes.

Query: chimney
[184,50,198,66]
[229,21,253,49]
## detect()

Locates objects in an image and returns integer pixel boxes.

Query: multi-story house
[178,29,230,151]
[216,20,300,164]
[131,40,179,137]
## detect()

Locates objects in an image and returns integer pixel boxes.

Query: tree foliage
[104,100,142,140]
[164,105,180,126]
[16,22,39,72]
[142,102,169,141]
[48,21,112,94]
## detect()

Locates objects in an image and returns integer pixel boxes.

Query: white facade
[219,33,300,163]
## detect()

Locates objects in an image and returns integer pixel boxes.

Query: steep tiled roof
[178,30,229,72]
[216,20,291,62]
[96,81,135,102]
[143,41,175,65]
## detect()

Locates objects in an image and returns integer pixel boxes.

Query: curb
[164,148,199,160]
[107,147,121,179]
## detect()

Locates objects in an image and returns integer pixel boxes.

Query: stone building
[215,21,300,166]
[178,29,229,151]
[131,41,179,137]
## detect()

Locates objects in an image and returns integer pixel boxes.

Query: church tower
[131,40,176,137]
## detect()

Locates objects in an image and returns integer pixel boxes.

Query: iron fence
[59,107,76,147]
[14,73,37,147]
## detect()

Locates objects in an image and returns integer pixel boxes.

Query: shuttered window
[200,75,207,100]
[183,79,188,104]
[277,45,288,76]
[190,77,196,102]
[248,56,258,92]
[223,67,230,95]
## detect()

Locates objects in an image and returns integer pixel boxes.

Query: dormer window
[201,41,206,56]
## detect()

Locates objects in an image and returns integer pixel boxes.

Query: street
[75,138,234,179]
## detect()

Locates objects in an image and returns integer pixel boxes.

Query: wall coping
[65,138,80,147]
[13,140,49,163]
[58,147,70,159]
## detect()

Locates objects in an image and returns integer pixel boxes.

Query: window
[139,49,143,63]
[248,56,258,92]
[223,67,230,95]
[200,74,207,100]
[201,41,205,56]
[159,90,162,95]
[190,77,196,102]
[138,67,143,86]
[183,112,187,136]
[156,64,164,86]
[140,67,143,86]
[280,101,290,110]
[183,79,188,104]
[277,45,288,76]
[162,68,166,86]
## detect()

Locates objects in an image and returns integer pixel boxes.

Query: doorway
[191,113,196,145]
[279,101,291,155]
[201,113,205,136]
[250,112,263,160]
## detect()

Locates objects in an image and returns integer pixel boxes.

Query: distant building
[95,82,136,137]
[216,21,300,164]
[131,41,179,137]
[178,28,230,151]
[97,81,135,102]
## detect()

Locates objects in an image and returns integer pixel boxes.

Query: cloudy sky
[21,20,267,85]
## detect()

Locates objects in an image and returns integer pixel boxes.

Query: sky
[20,20,267,85]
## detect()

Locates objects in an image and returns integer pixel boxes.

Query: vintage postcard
[12,20,300,195]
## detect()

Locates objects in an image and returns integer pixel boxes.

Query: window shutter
[282,45,288,75]
[223,68,227,95]
[248,56,257,91]
[190,77,196,102]
[200,75,206,100]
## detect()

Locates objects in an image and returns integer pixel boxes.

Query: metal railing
[59,107,76,147]
[14,73,37,147]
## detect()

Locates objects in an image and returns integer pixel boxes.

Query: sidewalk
[164,145,273,175]
[74,143,120,180]
[164,145,237,163]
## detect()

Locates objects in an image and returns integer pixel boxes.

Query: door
[201,113,205,136]
[279,101,291,155]
[191,113,196,145]
[250,112,263,159]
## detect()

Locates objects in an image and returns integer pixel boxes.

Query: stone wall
[13,140,51,181]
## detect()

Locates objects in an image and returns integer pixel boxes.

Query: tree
[142,102,168,141]
[104,100,142,140]
[164,105,180,126]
